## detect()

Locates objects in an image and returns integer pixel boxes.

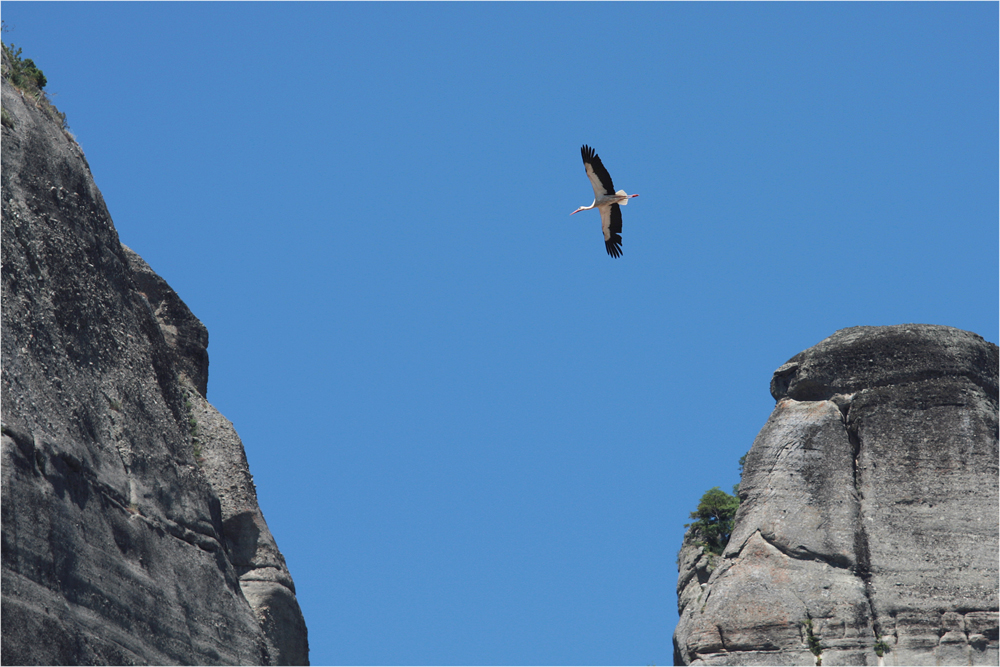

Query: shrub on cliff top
[2,32,47,95]
[2,26,68,130]
[6,49,46,91]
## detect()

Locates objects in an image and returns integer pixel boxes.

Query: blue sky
[3,3,997,665]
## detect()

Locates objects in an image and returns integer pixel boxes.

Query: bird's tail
[616,189,631,205]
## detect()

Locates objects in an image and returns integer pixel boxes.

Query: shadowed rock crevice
[676,325,998,666]
[844,396,884,653]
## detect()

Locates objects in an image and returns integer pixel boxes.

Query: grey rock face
[123,245,209,398]
[2,70,307,664]
[675,325,998,666]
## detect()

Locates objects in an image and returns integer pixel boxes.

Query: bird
[571,145,638,258]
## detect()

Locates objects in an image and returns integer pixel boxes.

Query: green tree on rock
[686,486,740,555]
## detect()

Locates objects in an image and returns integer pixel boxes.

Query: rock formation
[674,325,999,666]
[1,53,308,664]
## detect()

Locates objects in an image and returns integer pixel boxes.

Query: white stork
[571,144,638,258]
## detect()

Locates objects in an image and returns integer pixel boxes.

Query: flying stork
[571,144,638,258]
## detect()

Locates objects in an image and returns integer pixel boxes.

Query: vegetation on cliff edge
[2,23,68,130]
[684,454,746,555]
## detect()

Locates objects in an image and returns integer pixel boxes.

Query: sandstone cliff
[1,57,308,664]
[674,325,999,666]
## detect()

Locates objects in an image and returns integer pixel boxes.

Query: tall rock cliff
[1,56,308,664]
[674,325,999,666]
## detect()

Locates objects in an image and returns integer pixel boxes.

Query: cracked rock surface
[2,62,307,664]
[674,325,998,666]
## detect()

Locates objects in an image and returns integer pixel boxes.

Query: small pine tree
[686,486,740,555]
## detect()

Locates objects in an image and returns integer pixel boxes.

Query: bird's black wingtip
[605,235,622,258]
[581,144,597,162]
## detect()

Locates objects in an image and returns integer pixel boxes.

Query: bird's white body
[571,145,637,257]
[573,189,637,213]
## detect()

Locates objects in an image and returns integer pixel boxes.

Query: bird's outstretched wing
[581,145,615,198]
[602,203,623,258]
